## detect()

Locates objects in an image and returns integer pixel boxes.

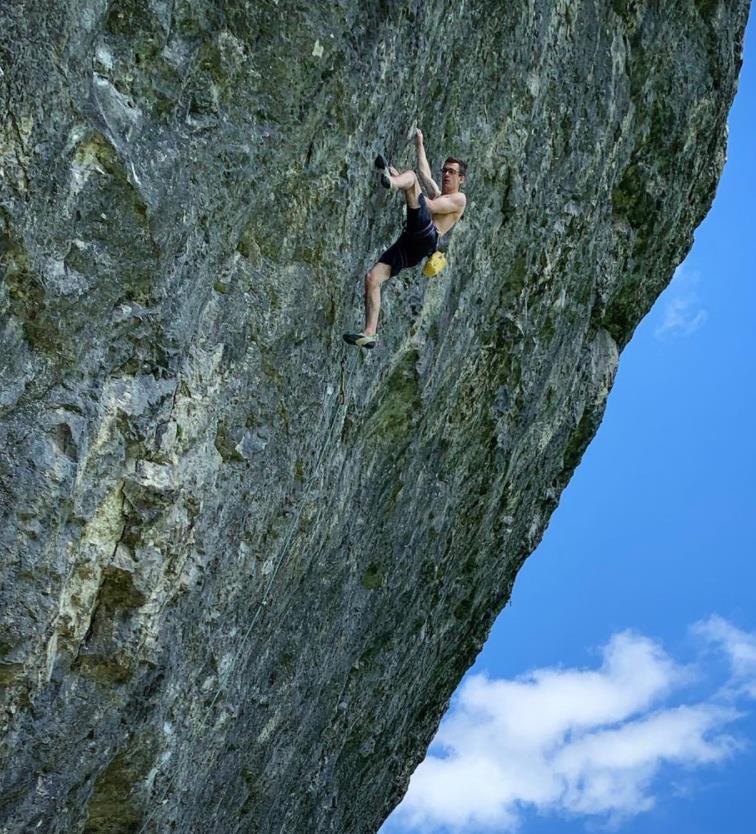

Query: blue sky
[383,10,755,834]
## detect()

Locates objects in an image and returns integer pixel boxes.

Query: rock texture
[0,1,749,832]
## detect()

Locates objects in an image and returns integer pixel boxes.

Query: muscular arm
[426,192,466,215]
[415,130,441,197]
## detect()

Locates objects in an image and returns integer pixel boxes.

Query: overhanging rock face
[0,1,749,832]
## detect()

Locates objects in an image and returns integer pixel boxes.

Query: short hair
[444,156,467,177]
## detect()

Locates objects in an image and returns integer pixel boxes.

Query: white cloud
[654,264,708,339]
[383,621,755,834]
[693,615,756,698]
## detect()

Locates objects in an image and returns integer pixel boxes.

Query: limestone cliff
[0,1,749,832]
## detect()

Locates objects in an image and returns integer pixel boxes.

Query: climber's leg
[386,169,423,209]
[363,261,392,335]
[342,261,393,349]
[376,156,423,208]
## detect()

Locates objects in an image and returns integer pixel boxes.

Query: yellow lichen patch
[0,112,33,195]
[69,133,117,200]
[54,486,125,651]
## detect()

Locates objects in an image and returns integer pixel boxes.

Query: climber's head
[441,157,466,194]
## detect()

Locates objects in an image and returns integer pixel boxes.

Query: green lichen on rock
[361,563,384,591]
[82,732,158,834]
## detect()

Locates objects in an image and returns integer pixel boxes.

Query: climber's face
[441,163,464,193]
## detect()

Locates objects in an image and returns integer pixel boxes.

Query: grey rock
[0,1,749,833]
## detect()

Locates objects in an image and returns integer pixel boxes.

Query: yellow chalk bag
[422,251,447,278]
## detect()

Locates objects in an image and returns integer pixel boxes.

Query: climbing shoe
[343,332,377,349]
[374,154,394,190]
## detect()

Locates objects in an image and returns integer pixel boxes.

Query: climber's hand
[415,128,424,146]
[389,165,399,176]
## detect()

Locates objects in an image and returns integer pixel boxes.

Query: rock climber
[343,129,467,349]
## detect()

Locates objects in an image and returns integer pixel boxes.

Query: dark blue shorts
[378,193,439,277]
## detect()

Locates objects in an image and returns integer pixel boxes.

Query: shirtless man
[343,129,467,349]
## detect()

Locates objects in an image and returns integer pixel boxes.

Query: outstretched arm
[415,129,441,198]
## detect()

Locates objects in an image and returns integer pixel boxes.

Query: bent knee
[405,171,421,197]
[366,267,390,288]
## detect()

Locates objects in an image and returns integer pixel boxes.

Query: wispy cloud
[654,264,708,339]
[693,616,756,698]
[383,620,755,833]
